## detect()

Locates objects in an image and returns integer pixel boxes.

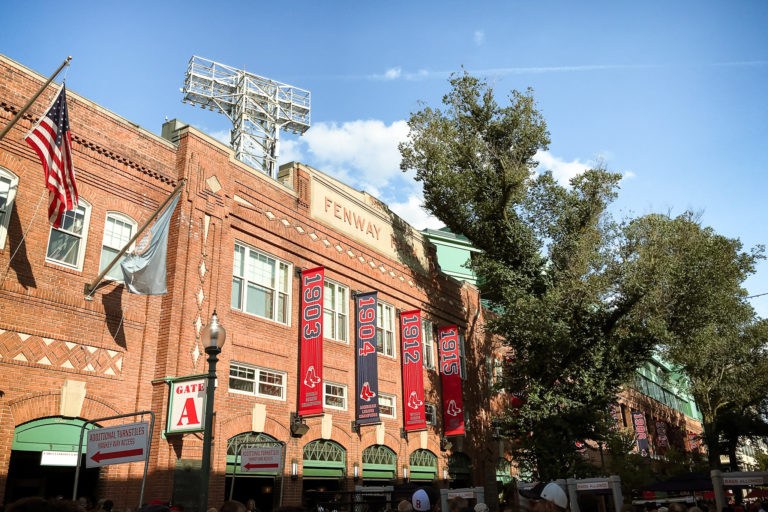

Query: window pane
[337,313,347,341]
[337,287,347,314]
[323,309,334,339]
[246,283,273,318]
[231,277,243,310]
[278,262,289,293]
[234,245,245,277]
[47,229,80,266]
[259,371,283,397]
[277,292,287,324]
[59,207,85,235]
[100,247,128,281]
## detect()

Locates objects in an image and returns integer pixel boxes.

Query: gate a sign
[167,377,206,433]
[86,422,148,468]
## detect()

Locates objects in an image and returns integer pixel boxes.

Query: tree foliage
[400,73,660,479]
[622,212,768,468]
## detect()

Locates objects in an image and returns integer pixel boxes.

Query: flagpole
[0,56,72,142]
[84,179,186,297]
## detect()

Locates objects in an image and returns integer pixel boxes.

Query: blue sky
[2,1,767,315]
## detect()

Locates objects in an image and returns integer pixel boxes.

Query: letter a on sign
[177,398,199,426]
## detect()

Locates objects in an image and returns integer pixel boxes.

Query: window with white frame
[379,393,396,418]
[425,402,437,425]
[45,200,91,270]
[324,382,347,410]
[0,168,19,250]
[324,280,348,342]
[231,242,291,325]
[99,212,136,281]
[228,362,286,400]
[458,333,467,380]
[422,318,435,369]
[376,301,395,357]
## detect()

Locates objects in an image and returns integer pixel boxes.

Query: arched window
[409,449,438,481]
[0,167,19,250]
[226,432,282,476]
[496,458,512,484]
[362,445,397,480]
[302,439,346,479]
[448,452,472,484]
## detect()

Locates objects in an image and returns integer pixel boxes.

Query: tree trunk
[702,421,722,470]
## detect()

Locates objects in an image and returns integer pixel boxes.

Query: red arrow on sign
[244,463,279,470]
[90,448,144,463]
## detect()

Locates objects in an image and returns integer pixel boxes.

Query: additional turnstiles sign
[240,446,283,472]
[86,422,148,468]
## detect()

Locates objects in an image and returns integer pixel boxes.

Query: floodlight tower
[181,56,311,179]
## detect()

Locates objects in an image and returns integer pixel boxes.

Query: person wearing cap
[412,489,431,512]
[519,482,569,512]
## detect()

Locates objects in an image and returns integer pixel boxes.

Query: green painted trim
[12,417,96,453]
[303,467,344,478]
[410,468,437,481]
[362,468,395,480]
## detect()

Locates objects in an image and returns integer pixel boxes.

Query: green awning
[13,417,97,453]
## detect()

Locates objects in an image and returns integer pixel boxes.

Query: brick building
[0,54,506,511]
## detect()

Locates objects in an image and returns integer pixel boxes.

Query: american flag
[24,84,78,228]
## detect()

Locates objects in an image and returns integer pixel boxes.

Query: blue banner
[355,291,380,424]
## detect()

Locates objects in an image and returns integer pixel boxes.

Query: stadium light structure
[182,56,311,179]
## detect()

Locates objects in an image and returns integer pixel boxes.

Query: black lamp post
[199,311,226,512]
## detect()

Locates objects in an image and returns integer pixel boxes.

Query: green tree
[400,72,657,479]
[620,213,768,468]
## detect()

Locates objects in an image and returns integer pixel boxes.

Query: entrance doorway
[225,476,277,512]
[4,418,100,504]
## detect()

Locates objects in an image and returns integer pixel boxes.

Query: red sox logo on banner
[355,291,380,424]
[299,267,324,416]
[400,310,426,431]
[438,325,465,436]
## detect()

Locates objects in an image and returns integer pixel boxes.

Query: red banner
[438,325,465,436]
[298,267,324,416]
[655,421,669,447]
[400,310,426,431]
[687,432,698,451]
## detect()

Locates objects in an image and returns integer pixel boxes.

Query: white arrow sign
[240,447,282,472]
[86,422,148,468]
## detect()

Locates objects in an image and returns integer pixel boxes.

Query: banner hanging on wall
[298,266,324,416]
[655,420,669,447]
[632,410,650,455]
[355,291,380,425]
[400,310,426,431]
[438,325,465,436]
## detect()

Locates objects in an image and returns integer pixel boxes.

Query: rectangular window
[376,301,395,357]
[422,319,435,369]
[232,242,292,325]
[46,202,90,270]
[324,382,347,410]
[99,213,136,281]
[493,358,504,385]
[323,280,349,342]
[228,363,286,400]
[0,170,19,250]
[458,333,467,380]
[379,393,396,418]
[425,402,437,425]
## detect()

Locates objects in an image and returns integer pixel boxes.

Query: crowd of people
[2,485,766,512]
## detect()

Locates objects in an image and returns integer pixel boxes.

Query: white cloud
[389,194,444,231]
[301,119,410,187]
[533,150,590,186]
[474,30,485,46]
[277,139,304,164]
[623,170,636,180]
[384,67,402,80]
[209,129,230,144]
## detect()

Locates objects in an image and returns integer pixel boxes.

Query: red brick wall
[0,54,502,510]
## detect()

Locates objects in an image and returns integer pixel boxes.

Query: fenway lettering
[167,378,207,433]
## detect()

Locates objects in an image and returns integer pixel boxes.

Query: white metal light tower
[181,56,311,179]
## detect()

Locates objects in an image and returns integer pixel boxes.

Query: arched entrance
[496,458,512,492]
[302,440,346,507]
[5,417,100,503]
[362,445,397,484]
[409,449,438,482]
[225,432,282,512]
[447,452,472,489]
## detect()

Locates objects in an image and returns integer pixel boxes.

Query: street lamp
[199,311,226,512]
